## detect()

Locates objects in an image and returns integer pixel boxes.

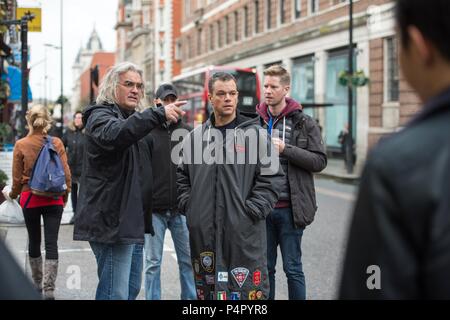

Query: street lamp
[60,0,64,135]
[346,0,355,174]
[43,44,61,107]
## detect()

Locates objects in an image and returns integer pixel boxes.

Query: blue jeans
[128,243,143,300]
[266,207,306,300]
[144,211,196,300]
[90,242,143,300]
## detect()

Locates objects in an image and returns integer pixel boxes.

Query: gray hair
[96,62,146,107]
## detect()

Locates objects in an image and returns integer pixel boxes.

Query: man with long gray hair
[74,62,185,300]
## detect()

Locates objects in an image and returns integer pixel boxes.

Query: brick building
[79,52,116,107]
[71,28,115,111]
[177,0,421,172]
[115,0,182,101]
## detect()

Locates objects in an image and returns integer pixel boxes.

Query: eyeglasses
[119,80,145,91]
[215,91,238,99]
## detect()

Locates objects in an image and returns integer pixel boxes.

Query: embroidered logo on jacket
[200,251,214,273]
[231,267,249,288]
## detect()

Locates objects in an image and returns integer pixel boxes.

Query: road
[2,176,357,300]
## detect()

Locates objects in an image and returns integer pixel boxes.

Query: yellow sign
[16,7,42,32]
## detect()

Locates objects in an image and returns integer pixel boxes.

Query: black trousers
[71,182,79,214]
[22,205,63,260]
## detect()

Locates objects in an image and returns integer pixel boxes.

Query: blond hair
[263,65,291,86]
[26,105,52,135]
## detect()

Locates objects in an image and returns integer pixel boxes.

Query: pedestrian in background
[73,62,185,300]
[256,65,327,300]
[178,72,283,300]
[8,105,71,300]
[143,83,196,300]
[340,0,450,299]
[62,111,85,224]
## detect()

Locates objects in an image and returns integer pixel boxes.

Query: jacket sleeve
[176,135,191,214]
[245,129,284,221]
[86,106,166,151]
[10,142,24,199]
[282,117,327,173]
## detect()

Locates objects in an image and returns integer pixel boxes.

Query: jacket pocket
[296,137,308,149]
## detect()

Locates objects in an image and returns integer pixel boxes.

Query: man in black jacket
[143,83,196,300]
[74,62,185,300]
[256,65,327,300]
[340,0,450,299]
[177,72,283,300]
[62,111,85,224]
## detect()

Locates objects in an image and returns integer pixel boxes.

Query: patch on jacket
[200,251,214,273]
[231,267,250,288]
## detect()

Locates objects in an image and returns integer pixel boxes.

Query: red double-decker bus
[172,66,261,127]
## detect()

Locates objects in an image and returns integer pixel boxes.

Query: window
[292,56,315,118]
[197,28,203,56]
[160,41,165,57]
[266,0,272,29]
[254,1,260,33]
[225,16,229,45]
[310,0,319,14]
[159,7,164,28]
[209,24,215,51]
[217,21,222,48]
[184,0,191,19]
[243,6,249,38]
[234,11,239,41]
[175,40,182,60]
[294,0,301,19]
[186,36,191,59]
[386,37,399,101]
[280,0,286,24]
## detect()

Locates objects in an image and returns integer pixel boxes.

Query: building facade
[177,0,421,172]
[115,0,181,101]
[71,28,115,111]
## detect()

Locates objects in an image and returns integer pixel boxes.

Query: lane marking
[315,187,355,201]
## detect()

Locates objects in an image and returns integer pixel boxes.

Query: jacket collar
[205,111,253,128]
[256,97,302,123]
[408,86,450,127]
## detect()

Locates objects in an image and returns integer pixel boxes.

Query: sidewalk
[317,158,361,182]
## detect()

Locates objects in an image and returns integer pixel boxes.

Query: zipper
[168,126,173,209]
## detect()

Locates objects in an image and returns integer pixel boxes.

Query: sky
[18,0,118,102]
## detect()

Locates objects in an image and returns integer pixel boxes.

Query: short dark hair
[208,72,237,93]
[263,65,290,86]
[396,0,450,61]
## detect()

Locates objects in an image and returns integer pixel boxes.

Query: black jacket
[257,98,327,228]
[73,103,166,244]
[177,112,283,300]
[144,120,191,214]
[62,124,85,179]
[339,87,450,299]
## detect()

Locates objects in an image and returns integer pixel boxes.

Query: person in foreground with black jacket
[340,0,450,299]
[142,83,196,300]
[177,72,283,300]
[73,62,185,300]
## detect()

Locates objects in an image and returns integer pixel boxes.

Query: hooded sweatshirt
[256,97,302,207]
